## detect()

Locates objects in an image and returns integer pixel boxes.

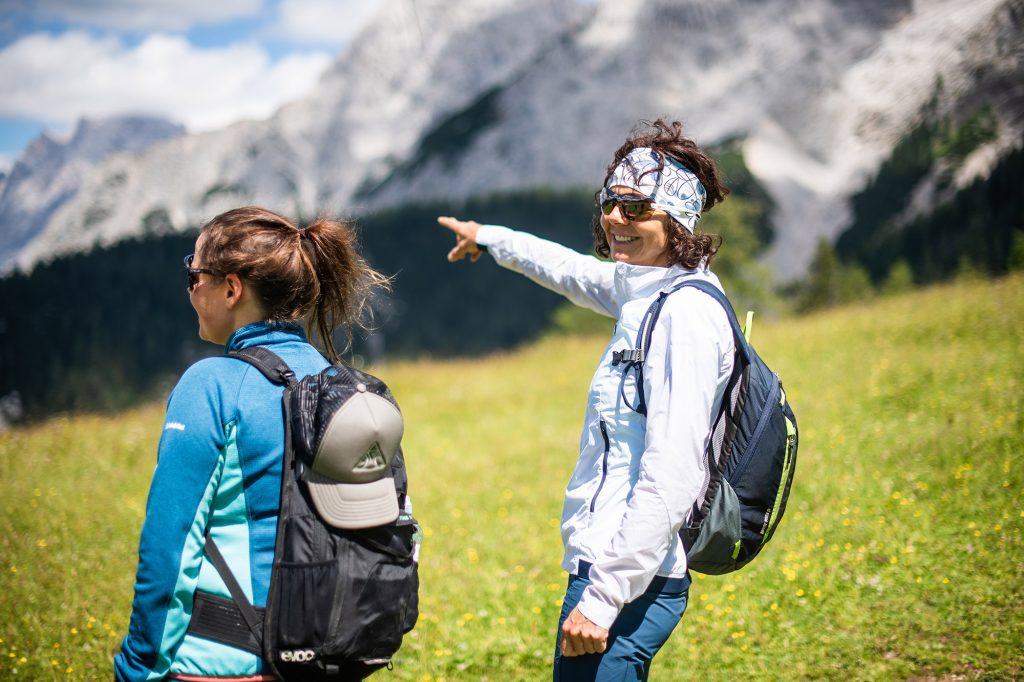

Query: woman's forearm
[477,225,619,317]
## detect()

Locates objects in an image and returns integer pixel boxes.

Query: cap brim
[306,470,399,529]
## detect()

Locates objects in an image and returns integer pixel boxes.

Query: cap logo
[352,443,387,473]
[304,387,404,529]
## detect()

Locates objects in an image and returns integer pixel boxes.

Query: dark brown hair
[592,118,730,268]
[198,206,390,361]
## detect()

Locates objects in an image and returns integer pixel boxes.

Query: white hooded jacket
[477,225,735,628]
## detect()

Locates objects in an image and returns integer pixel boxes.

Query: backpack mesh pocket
[274,559,338,648]
[324,523,419,661]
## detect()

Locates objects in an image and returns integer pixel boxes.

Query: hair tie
[298,229,316,266]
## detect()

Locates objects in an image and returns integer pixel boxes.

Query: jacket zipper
[728,374,780,485]
[589,420,611,512]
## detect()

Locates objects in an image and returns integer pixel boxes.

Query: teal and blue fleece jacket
[115,322,329,681]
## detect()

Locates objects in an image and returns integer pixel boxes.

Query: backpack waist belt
[186,590,264,655]
[167,674,278,681]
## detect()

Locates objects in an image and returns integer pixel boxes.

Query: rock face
[2,0,1021,277]
[0,115,184,268]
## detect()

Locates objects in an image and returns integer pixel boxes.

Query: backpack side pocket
[273,559,338,648]
[324,523,419,662]
[685,477,743,575]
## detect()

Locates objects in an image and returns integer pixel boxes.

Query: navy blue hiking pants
[553,562,690,681]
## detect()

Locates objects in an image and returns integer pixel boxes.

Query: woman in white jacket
[439,119,734,681]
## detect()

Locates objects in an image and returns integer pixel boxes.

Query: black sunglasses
[599,189,656,221]
[183,254,225,292]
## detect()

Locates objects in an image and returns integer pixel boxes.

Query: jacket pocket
[589,419,611,512]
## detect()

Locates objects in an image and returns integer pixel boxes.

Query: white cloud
[31,0,263,32]
[0,31,332,131]
[275,0,383,47]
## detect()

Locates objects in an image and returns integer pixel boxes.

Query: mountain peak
[0,113,184,272]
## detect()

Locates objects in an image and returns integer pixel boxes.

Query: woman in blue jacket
[438,119,734,681]
[115,206,390,681]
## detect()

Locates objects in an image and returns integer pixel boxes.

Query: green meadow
[1,274,1022,681]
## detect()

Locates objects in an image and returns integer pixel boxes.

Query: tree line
[8,112,1019,423]
[0,184,771,421]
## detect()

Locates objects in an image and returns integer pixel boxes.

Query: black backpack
[617,278,798,574]
[187,346,419,680]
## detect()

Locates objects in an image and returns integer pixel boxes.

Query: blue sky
[0,0,383,170]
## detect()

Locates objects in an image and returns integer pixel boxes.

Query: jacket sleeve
[114,362,230,681]
[476,225,619,318]
[576,290,734,628]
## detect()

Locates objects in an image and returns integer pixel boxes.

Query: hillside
[0,274,1021,679]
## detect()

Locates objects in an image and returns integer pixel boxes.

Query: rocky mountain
[0,115,184,268]
[365,0,1023,276]
[1,0,1021,277]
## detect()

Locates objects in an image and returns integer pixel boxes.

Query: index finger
[437,215,465,235]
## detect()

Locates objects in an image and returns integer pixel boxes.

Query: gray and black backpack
[188,346,419,680]
[618,278,798,574]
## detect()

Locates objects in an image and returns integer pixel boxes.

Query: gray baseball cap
[304,382,404,529]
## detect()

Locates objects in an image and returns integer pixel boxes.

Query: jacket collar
[614,262,708,301]
[224,321,307,353]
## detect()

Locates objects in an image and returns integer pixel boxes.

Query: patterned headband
[605,147,705,232]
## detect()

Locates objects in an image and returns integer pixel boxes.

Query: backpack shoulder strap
[625,278,751,415]
[199,345,295,652]
[203,531,264,645]
[228,346,297,386]
[647,279,753,365]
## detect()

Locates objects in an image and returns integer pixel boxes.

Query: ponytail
[199,206,391,362]
[300,217,391,360]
